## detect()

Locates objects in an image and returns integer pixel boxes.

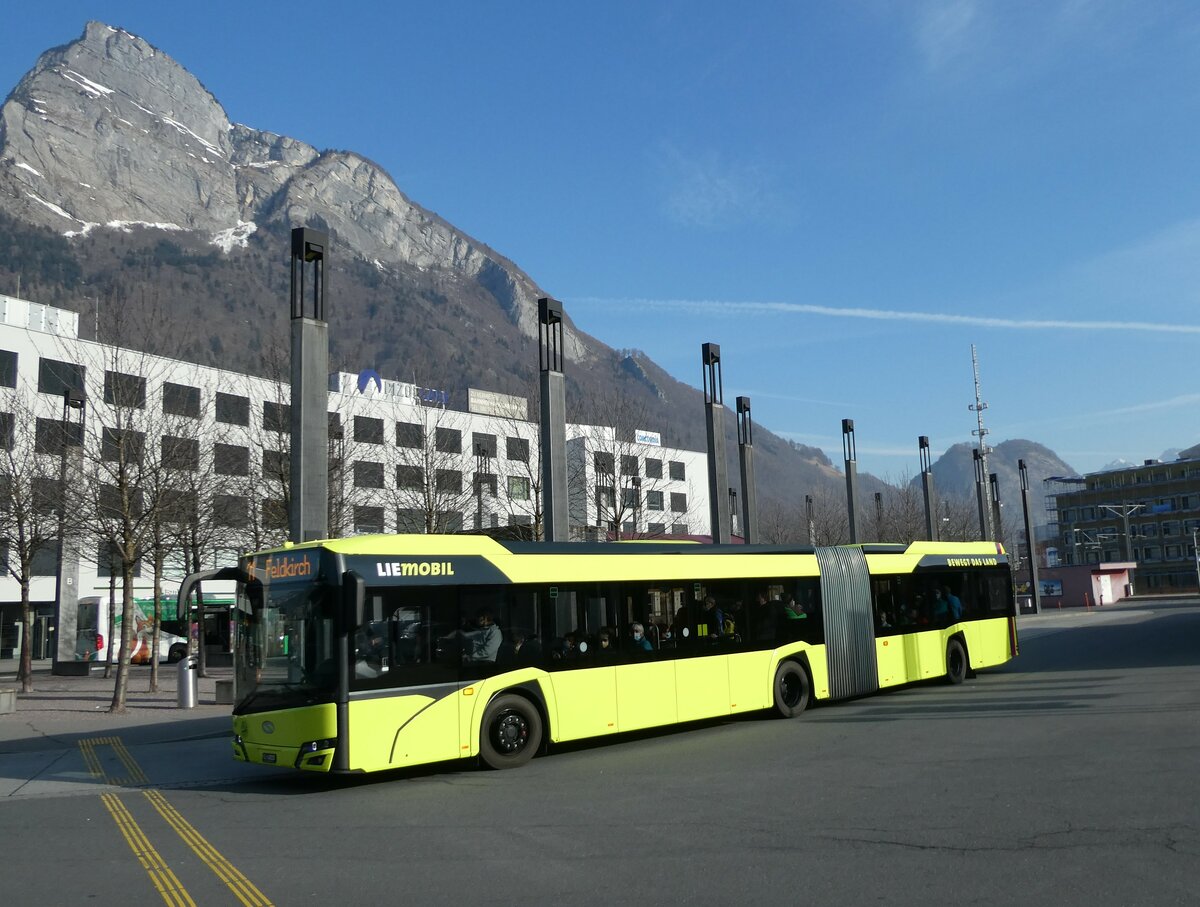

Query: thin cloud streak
[777,432,958,458]
[1103,393,1200,417]
[573,296,1200,335]
[1007,393,1200,434]
[742,389,855,409]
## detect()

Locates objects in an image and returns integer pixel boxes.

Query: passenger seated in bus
[723,599,743,632]
[458,606,503,662]
[944,586,963,620]
[552,632,580,660]
[643,621,660,648]
[700,596,725,638]
[516,632,542,665]
[596,628,614,654]
[783,593,806,619]
[629,622,653,652]
[496,628,524,666]
[930,588,950,624]
[910,596,929,626]
[753,591,783,641]
[659,621,674,647]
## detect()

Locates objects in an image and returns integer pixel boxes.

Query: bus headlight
[295,738,336,769]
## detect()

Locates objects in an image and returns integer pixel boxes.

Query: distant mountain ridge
[924,440,1075,531]
[0,22,562,350]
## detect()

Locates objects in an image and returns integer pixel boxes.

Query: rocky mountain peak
[925,439,1076,530]
[0,21,572,352]
[2,22,235,232]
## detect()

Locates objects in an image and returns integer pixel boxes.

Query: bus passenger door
[670,592,731,722]
[349,588,462,771]
[543,587,617,742]
[876,632,906,687]
[872,579,906,688]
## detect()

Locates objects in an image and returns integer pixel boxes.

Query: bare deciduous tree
[69,300,204,710]
[0,388,83,692]
[381,406,477,534]
[570,389,702,540]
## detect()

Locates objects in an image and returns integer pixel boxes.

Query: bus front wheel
[946,638,968,685]
[773,661,810,718]
[479,694,542,769]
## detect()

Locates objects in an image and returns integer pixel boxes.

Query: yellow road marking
[100,793,196,907]
[79,738,104,778]
[145,789,274,907]
[77,736,149,786]
[81,737,274,907]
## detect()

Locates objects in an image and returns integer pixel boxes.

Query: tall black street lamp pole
[842,420,859,543]
[1018,459,1042,614]
[475,444,492,530]
[919,436,938,541]
[52,388,86,675]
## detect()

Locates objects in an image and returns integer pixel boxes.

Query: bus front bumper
[233,734,337,772]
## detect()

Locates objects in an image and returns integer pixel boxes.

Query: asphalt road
[2,603,1197,905]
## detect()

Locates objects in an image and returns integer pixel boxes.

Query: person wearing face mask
[595,627,615,659]
[630,621,653,652]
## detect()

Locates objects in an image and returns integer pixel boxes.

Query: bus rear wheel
[946,638,968,685]
[480,694,542,769]
[773,661,810,718]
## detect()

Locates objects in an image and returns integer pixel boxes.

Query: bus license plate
[262,752,276,763]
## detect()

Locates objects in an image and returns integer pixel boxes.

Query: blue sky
[5,2,1200,475]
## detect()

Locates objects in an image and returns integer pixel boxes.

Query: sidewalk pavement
[0,658,233,755]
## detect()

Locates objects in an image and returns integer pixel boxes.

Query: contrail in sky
[572,297,1200,334]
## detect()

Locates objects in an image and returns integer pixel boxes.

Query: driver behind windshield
[459,607,502,663]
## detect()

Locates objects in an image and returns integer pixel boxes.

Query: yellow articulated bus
[229,536,1016,773]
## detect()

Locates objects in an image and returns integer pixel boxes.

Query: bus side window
[540,586,581,667]
[501,589,540,667]
[982,570,1012,617]
[459,587,508,680]
[872,578,899,637]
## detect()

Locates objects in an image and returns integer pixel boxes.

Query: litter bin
[177,655,198,709]
[214,679,234,705]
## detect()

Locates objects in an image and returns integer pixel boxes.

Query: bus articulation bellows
[227,536,1017,773]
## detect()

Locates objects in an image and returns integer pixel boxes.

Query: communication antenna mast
[968,344,994,540]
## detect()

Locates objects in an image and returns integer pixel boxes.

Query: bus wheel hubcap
[495,712,528,753]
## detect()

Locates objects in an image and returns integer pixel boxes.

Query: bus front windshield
[236,581,338,712]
